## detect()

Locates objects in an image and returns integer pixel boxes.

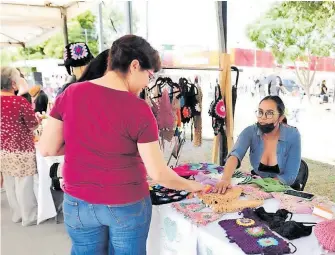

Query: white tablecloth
[35,150,64,224]
[147,198,335,255]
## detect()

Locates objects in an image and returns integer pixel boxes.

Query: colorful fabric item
[240,185,273,200]
[314,220,335,252]
[250,178,289,192]
[194,172,218,186]
[150,185,189,205]
[172,165,200,177]
[218,218,292,255]
[272,192,335,214]
[157,90,175,131]
[172,202,222,226]
[178,162,224,174]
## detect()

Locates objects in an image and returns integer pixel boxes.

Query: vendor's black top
[258,162,280,174]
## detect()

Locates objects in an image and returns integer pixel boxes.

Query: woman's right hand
[214,179,232,194]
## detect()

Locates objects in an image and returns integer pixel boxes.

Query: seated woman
[215,96,301,193]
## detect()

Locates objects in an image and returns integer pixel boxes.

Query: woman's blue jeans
[63,193,152,255]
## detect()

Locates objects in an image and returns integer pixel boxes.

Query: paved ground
[1,93,334,255]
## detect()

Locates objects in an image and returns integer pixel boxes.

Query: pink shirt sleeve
[135,103,159,143]
[50,91,67,121]
[20,97,38,129]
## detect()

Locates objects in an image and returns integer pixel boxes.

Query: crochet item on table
[218,218,293,255]
[210,200,264,214]
[272,192,335,214]
[172,201,223,226]
[150,185,189,205]
[197,187,263,213]
[240,185,273,200]
[184,163,224,174]
[198,187,243,204]
[173,165,200,177]
[194,172,219,186]
[242,207,315,240]
[250,178,289,192]
[314,220,335,252]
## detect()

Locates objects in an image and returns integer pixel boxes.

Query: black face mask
[257,122,277,134]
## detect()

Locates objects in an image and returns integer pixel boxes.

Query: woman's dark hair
[34,90,49,114]
[260,96,287,123]
[78,49,109,82]
[108,35,161,73]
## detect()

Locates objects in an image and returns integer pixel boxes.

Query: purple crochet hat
[63,42,94,75]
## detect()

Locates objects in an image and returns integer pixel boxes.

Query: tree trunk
[294,61,316,103]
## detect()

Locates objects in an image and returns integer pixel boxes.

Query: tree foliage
[1,5,139,64]
[247,1,335,95]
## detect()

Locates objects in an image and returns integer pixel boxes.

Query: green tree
[247,1,335,99]
[43,10,98,58]
[1,6,140,63]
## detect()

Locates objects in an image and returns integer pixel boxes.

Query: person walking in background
[320,80,328,104]
[1,67,40,227]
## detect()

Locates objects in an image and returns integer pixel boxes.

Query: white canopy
[0,0,97,47]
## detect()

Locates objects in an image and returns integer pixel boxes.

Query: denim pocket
[63,194,83,229]
[108,197,152,230]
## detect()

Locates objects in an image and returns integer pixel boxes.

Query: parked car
[282,79,300,93]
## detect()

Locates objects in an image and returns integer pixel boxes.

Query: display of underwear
[250,178,289,192]
[150,185,189,205]
[172,201,223,226]
[242,207,316,240]
[271,192,335,214]
[197,187,263,213]
[218,218,296,255]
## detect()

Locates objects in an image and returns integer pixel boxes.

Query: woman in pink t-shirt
[39,35,204,255]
